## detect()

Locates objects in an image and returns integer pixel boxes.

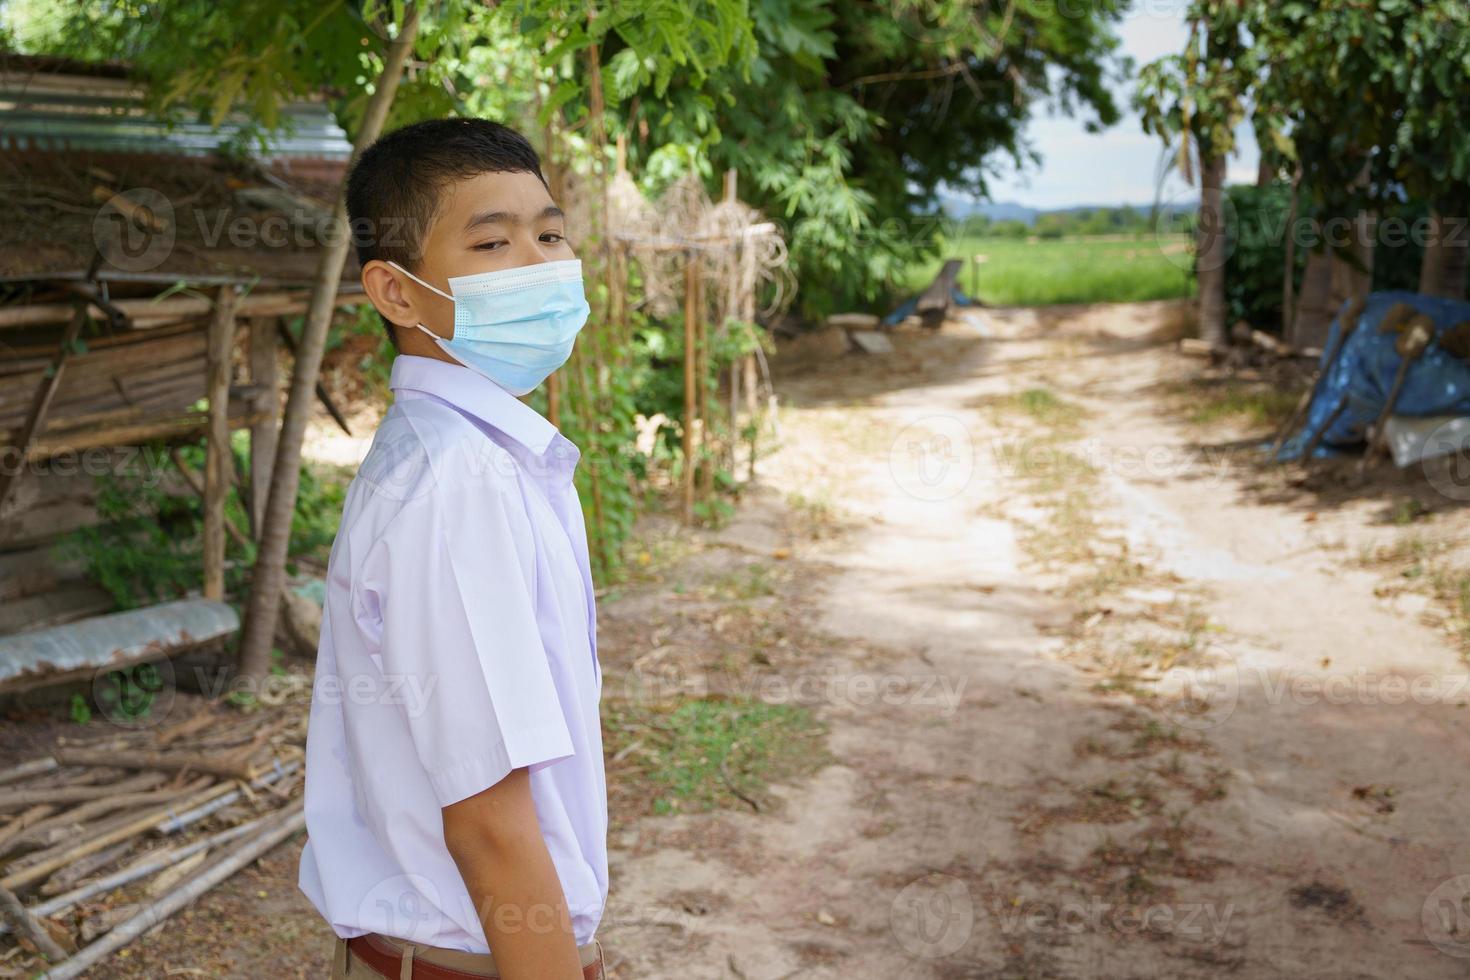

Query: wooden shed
[0,55,361,691]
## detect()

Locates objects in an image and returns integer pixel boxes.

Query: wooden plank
[20,402,266,463]
[203,286,240,600]
[247,317,279,538]
[0,305,86,515]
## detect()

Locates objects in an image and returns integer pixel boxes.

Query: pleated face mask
[389,258,590,396]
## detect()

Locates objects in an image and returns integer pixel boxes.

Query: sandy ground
[600,301,1470,979]
[62,300,1470,978]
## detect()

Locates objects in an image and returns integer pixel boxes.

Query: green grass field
[905,234,1197,307]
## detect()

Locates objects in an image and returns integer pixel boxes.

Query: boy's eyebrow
[464,204,564,232]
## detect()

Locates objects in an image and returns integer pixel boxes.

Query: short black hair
[345,117,549,347]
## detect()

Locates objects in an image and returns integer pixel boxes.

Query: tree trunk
[1196,154,1229,348]
[1290,250,1336,351]
[202,285,239,601]
[234,9,421,683]
[1419,209,1469,300]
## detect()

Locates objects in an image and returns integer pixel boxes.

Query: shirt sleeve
[366,466,575,807]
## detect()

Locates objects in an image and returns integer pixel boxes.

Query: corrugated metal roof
[0,65,353,160]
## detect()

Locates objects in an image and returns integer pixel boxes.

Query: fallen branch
[0,759,58,787]
[0,805,58,853]
[0,880,66,962]
[0,771,166,811]
[53,746,258,781]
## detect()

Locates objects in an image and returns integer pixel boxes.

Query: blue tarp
[1277,290,1470,460]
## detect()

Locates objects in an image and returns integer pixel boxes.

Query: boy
[298,118,607,980]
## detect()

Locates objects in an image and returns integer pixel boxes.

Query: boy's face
[362,169,575,352]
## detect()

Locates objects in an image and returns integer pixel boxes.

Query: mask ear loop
[386,261,453,340]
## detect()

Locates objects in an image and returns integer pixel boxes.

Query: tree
[1136,0,1251,350]
[619,0,1130,318]
[1247,1,1470,336]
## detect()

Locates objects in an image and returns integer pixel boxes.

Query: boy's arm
[442,767,583,980]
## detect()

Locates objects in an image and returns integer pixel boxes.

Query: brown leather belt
[345,933,604,980]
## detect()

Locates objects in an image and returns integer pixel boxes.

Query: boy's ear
[361,259,420,331]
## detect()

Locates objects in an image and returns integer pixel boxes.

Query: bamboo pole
[697,273,713,502]
[247,316,279,538]
[39,802,305,980]
[682,255,698,523]
[0,809,281,935]
[203,286,240,600]
[235,7,420,683]
[0,778,218,890]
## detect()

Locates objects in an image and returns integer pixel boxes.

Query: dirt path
[601,302,1470,978]
[74,301,1470,979]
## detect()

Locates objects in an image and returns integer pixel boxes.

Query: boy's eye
[472,240,507,251]
[541,232,565,244]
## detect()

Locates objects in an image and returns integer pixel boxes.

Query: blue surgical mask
[389,258,589,396]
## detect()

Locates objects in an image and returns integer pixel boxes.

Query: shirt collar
[388,354,560,457]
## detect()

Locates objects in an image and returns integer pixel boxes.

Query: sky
[974,4,1261,211]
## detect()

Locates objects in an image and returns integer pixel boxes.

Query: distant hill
[939,193,1198,227]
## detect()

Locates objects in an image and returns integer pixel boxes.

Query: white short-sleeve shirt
[298,354,607,950]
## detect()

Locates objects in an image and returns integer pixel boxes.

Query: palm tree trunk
[234,8,421,683]
[1196,154,1229,348]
